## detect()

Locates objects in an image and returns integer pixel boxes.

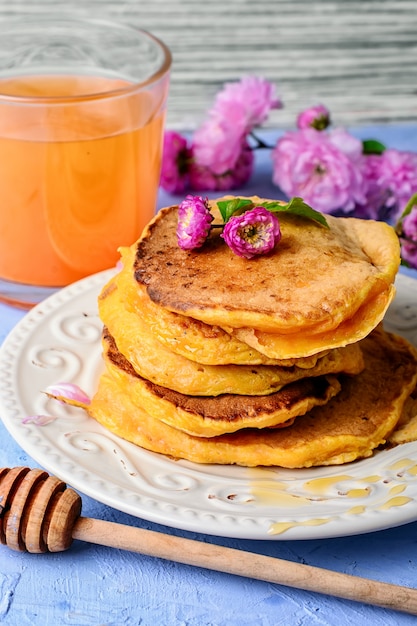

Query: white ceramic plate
[1,270,417,540]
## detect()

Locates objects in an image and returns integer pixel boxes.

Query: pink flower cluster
[357,149,417,220]
[160,83,417,268]
[176,195,282,259]
[160,76,281,193]
[272,126,366,214]
[272,105,417,221]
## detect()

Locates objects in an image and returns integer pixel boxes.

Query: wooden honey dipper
[2,466,417,616]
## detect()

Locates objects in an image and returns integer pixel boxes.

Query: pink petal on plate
[22,415,57,426]
[45,382,91,406]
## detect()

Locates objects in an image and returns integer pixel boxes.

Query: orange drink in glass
[0,17,171,307]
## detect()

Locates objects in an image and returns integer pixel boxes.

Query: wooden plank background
[1,0,416,129]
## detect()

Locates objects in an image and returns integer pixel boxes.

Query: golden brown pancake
[228,290,392,359]
[102,328,341,437]
[99,274,365,396]
[117,244,330,367]
[87,327,417,468]
[387,387,417,445]
[133,197,399,345]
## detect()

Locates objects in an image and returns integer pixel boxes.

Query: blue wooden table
[1,125,417,625]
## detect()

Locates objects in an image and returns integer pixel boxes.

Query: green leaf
[362,139,386,155]
[263,197,330,228]
[217,198,253,222]
[217,196,329,229]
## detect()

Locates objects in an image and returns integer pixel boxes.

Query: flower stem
[402,193,417,216]
[395,193,417,235]
[249,131,274,150]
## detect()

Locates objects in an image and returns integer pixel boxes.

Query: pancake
[387,387,417,445]
[117,244,330,367]
[102,328,342,437]
[133,197,400,348]
[99,274,365,396]
[87,328,417,468]
[229,289,393,359]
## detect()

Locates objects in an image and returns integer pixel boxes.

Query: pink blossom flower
[221,207,281,259]
[355,154,391,219]
[212,76,282,131]
[375,149,417,218]
[357,150,417,220]
[271,127,365,213]
[398,204,417,268]
[328,127,363,161]
[190,77,279,184]
[160,131,191,193]
[189,143,254,191]
[176,195,213,249]
[191,113,248,175]
[402,206,417,242]
[400,241,417,268]
[393,194,417,268]
[297,104,330,130]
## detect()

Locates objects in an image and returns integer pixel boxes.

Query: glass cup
[0,15,171,308]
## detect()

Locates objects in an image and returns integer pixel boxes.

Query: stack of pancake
[86,195,417,468]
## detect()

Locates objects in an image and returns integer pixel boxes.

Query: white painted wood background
[1,0,416,129]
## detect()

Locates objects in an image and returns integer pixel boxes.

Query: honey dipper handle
[73,517,417,615]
